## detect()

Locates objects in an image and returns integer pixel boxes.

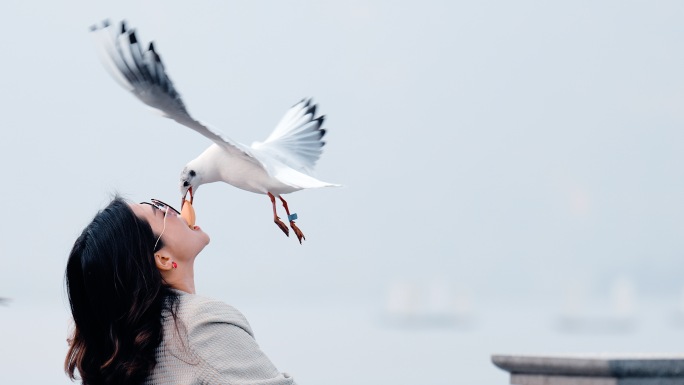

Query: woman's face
[130,202,210,263]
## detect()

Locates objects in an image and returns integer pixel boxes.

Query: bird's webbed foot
[274,217,290,237]
[290,221,306,244]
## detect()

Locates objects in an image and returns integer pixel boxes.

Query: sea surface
[2,298,684,385]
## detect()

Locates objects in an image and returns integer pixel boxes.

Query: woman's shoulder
[174,291,253,337]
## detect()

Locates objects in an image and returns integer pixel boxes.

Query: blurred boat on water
[382,278,476,329]
[555,276,637,333]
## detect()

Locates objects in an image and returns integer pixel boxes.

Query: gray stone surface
[510,374,684,385]
[492,354,684,385]
[511,374,617,385]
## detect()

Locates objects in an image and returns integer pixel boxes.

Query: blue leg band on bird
[288,213,298,221]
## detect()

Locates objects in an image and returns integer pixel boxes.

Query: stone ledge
[492,354,684,385]
[510,374,684,385]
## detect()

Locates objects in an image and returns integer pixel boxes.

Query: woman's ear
[155,253,174,271]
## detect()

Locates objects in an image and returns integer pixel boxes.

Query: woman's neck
[164,264,196,294]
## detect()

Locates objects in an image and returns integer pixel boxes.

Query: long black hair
[65,197,179,385]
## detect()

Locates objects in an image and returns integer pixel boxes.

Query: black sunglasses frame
[140,199,181,216]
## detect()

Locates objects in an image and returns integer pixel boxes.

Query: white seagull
[90,20,339,243]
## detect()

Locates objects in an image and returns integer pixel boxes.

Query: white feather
[91,19,340,198]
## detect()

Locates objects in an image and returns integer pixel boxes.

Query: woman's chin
[184,226,210,249]
[197,229,210,246]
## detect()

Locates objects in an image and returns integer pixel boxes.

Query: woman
[65,197,295,385]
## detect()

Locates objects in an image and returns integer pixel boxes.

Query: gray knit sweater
[144,291,296,385]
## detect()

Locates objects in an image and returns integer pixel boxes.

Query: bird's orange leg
[279,196,305,244]
[268,192,289,237]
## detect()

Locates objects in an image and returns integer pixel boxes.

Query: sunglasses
[140,199,180,251]
[141,199,180,216]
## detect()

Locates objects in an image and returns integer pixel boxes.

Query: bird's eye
[183,181,190,187]
[189,170,196,177]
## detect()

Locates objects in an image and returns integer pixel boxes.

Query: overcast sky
[4,2,684,384]
[1,0,683,312]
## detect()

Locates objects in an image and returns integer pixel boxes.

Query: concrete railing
[492,354,684,385]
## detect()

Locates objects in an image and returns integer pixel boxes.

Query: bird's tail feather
[269,161,340,190]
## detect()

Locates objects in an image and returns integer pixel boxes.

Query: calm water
[3,298,684,385]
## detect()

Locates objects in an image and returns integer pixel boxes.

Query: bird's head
[180,167,200,208]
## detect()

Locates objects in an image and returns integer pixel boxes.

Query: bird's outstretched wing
[251,99,327,174]
[90,20,259,166]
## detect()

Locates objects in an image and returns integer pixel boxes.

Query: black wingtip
[319,128,327,139]
[90,19,108,32]
[148,42,155,52]
[129,30,138,44]
[120,20,127,34]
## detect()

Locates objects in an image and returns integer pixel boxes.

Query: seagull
[90,20,339,243]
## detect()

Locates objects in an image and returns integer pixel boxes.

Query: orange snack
[181,200,196,228]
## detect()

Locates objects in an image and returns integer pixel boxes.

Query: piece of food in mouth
[181,200,196,228]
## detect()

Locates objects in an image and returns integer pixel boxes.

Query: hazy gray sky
[3,1,684,384]
[1,0,684,310]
